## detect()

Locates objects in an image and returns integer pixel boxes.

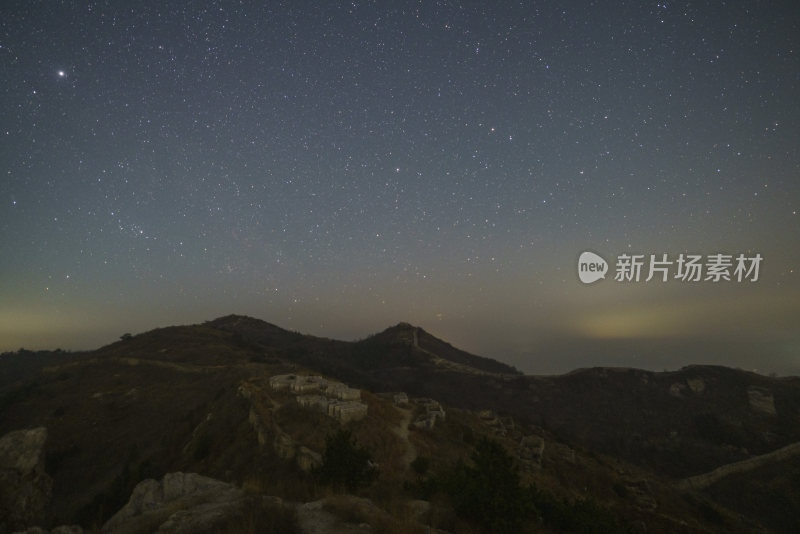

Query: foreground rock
[296,496,383,534]
[0,427,52,533]
[103,472,446,534]
[101,472,286,534]
[14,526,82,534]
[296,495,449,534]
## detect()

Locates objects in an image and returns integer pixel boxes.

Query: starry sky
[2,1,799,375]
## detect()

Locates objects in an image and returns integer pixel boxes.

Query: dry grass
[348,394,408,480]
[322,494,433,534]
[360,390,403,426]
[407,408,480,474]
[216,497,301,534]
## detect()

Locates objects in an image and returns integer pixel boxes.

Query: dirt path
[678,440,800,490]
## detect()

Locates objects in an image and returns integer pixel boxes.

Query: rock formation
[747,386,776,415]
[101,472,277,534]
[0,427,52,533]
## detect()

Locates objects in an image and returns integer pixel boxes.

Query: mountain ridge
[2,315,800,533]
[198,314,520,376]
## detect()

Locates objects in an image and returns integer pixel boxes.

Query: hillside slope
[1,315,798,533]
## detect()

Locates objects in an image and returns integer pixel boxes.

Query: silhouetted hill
[369,322,520,375]
[205,314,305,346]
[205,315,519,389]
[0,349,89,390]
[524,365,800,477]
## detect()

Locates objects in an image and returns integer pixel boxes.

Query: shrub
[413,437,629,534]
[313,429,377,491]
[411,456,430,476]
[414,437,538,533]
[527,485,629,534]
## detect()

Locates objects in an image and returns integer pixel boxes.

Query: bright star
[58,70,65,77]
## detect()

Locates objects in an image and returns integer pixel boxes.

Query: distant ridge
[205,314,296,338]
[370,322,520,375]
[203,314,520,376]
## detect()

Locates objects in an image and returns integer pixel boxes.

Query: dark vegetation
[700,453,800,533]
[313,429,378,491]
[412,437,629,534]
[0,348,87,391]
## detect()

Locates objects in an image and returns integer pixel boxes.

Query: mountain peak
[369,322,520,376]
[205,314,294,336]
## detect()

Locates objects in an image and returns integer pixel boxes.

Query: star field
[2,1,799,374]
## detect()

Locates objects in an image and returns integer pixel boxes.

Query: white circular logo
[578,251,608,284]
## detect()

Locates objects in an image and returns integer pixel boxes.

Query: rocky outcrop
[247,407,269,447]
[240,383,323,471]
[270,375,368,423]
[686,378,705,394]
[669,383,686,398]
[272,432,322,472]
[0,427,52,533]
[101,472,272,534]
[14,526,83,534]
[392,393,408,405]
[412,399,446,429]
[105,473,441,534]
[670,378,705,398]
[296,498,375,534]
[747,386,776,415]
[518,436,545,466]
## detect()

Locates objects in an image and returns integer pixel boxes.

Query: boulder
[101,472,252,534]
[686,378,705,394]
[0,427,52,533]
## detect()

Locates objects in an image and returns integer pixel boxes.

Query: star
[0,1,796,376]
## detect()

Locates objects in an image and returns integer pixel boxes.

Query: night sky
[2,1,798,375]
